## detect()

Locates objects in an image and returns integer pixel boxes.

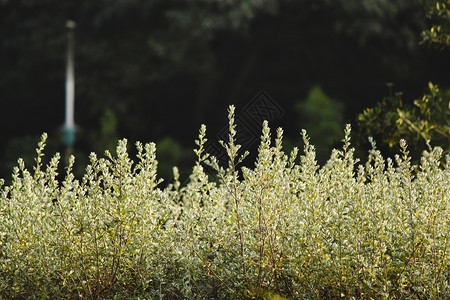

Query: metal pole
[62,20,76,165]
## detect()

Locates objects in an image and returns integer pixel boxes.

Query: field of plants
[0,107,448,299]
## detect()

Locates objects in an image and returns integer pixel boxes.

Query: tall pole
[62,20,76,165]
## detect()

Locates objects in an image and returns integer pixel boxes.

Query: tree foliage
[358,82,450,156]
[357,1,449,158]
[1,0,449,180]
[421,0,450,46]
[295,85,344,163]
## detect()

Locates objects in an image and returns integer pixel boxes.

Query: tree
[358,82,450,157]
[1,0,449,181]
[357,1,449,158]
[295,85,344,163]
[421,0,450,46]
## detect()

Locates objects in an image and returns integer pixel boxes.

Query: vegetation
[358,82,450,159]
[1,0,449,181]
[1,2,449,298]
[357,1,450,159]
[294,85,344,163]
[421,0,450,46]
[1,107,448,299]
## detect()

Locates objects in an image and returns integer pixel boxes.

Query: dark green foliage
[358,82,450,158]
[1,0,449,183]
[295,85,344,163]
[421,0,450,47]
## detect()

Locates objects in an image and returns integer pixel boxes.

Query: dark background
[1,0,449,183]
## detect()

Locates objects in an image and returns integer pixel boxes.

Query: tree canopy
[1,0,449,180]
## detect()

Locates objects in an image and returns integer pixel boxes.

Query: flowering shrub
[0,106,449,299]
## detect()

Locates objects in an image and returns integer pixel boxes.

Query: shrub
[1,106,448,299]
[357,82,450,158]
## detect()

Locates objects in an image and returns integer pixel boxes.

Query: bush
[357,82,450,158]
[1,106,449,299]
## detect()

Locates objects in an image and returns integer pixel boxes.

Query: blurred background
[1,0,449,184]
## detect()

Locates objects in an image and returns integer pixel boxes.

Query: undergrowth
[0,106,448,299]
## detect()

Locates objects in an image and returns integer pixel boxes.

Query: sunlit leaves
[0,108,448,298]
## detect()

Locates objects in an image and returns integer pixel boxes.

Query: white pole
[65,20,76,130]
[63,20,76,164]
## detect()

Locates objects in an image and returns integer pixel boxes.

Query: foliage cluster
[0,107,449,299]
[358,82,450,158]
[294,85,344,164]
[421,0,450,46]
[2,0,447,183]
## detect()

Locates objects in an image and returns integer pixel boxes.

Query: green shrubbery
[0,106,449,299]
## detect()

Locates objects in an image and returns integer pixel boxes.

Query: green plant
[294,85,344,164]
[421,0,450,47]
[358,82,450,158]
[1,106,448,299]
